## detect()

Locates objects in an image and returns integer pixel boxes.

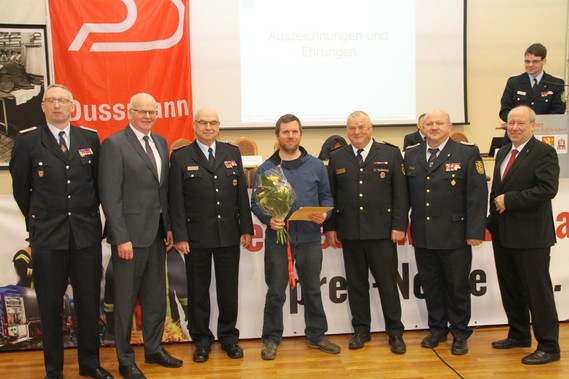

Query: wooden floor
[1,324,568,379]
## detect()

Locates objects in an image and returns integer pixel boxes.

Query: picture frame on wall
[0,24,49,168]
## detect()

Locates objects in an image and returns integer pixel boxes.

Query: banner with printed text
[46,0,193,145]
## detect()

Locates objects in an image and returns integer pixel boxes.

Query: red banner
[47,0,193,145]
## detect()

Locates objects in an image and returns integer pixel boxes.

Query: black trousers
[342,239,404,337]
[492,241,559,353]
[186,245,240,347]
[33,236,102,377]
[414,246,473,340]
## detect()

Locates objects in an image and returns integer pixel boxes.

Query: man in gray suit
[99,93,182,379]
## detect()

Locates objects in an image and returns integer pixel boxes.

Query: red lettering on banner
[556,212,569,239]
[47,0,193,146]
[247,224,265,253]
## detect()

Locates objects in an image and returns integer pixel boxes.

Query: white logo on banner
[68,0,185,52]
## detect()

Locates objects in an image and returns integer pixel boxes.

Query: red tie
[501,149,518,180]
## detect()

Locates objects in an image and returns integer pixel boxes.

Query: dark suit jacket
[324,141,408,240]
[10,125,102,250]
[487,137,559,249]
[169,141,253,249]
[99,125,170,247]
[404,139,488,249]
[499,72,566,121]
[403,130,424,149]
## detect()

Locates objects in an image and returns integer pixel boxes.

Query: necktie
[501,149,518,180]
[59,131,68,156]
[533,78,539,96]
[208,147,214,168]
[143,135,158,177]
[427,148,439,168]
[356,148,364,166]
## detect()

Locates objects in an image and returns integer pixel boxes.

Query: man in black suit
[324,111,408,354]
[169,107,253,363]
[403,113,426,149]
[487,105,560,365]
[10,84,112,379]
[99,93,182,379]
[403,109,487,356]
[499,43,565,123]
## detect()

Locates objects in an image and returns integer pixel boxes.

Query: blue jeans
[262,240,328,345]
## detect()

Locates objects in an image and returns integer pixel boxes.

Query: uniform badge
[445,163,461,171]
[38,169,44,178]
[225,160,237,168]
[78,148,94,157]
[401,164,405,175]
[380,172,386,179]
[475,160,485,175]
[186,166,199,171]
[336,168,346,175]
[451,179,456,186]
[232,178,238,187]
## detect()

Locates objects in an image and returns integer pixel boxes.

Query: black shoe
[348,333,371,349]
[421,332,448,348]
[45,375,63,379]
[451,338,468,355]
[491,338,532,349]
[79,366,114,379]
[221,343,244,359]
[522,350,560,365]
[118,364,146,379]
[193,345,211,363]
[389,336,407,354]
[145,348,183,368]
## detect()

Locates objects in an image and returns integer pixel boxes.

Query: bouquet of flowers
[253,165,296,244]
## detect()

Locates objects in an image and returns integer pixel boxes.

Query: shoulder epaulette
[80,125,98,133]
[19,126,38,134]
[460,141,475,146]
[380,141,399,149]
[404,142,421,150]
[172,144,189,152]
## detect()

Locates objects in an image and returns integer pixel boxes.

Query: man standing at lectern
[499,43,565,123]
[487,105,560,365]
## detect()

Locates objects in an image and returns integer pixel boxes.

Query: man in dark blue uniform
[403,113,426,149]
[324,110,408,354]
[403,109,487,356]
[169,107,253,363]
[499,43,565,123]
[10,84,112,379]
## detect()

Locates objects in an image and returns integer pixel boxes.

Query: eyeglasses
[195,120,220,127]
[130,108,158,116]
[43,98,72,105]
[524,59,543,64]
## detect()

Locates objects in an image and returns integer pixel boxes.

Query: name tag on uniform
[186,165,199,171]
[517,90,526,96]
[336,168,346,175]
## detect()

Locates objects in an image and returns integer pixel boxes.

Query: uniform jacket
[403,130,424,149]
[323,141,408,240]
[499,72,566,121]
[169,141,253,249]
[487,137,559,249]
[251,147,333,244]
[10,125,102,250]
[403,139,488,249]
[99,125,170,248]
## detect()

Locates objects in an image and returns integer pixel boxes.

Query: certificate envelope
[288,206,334,221]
